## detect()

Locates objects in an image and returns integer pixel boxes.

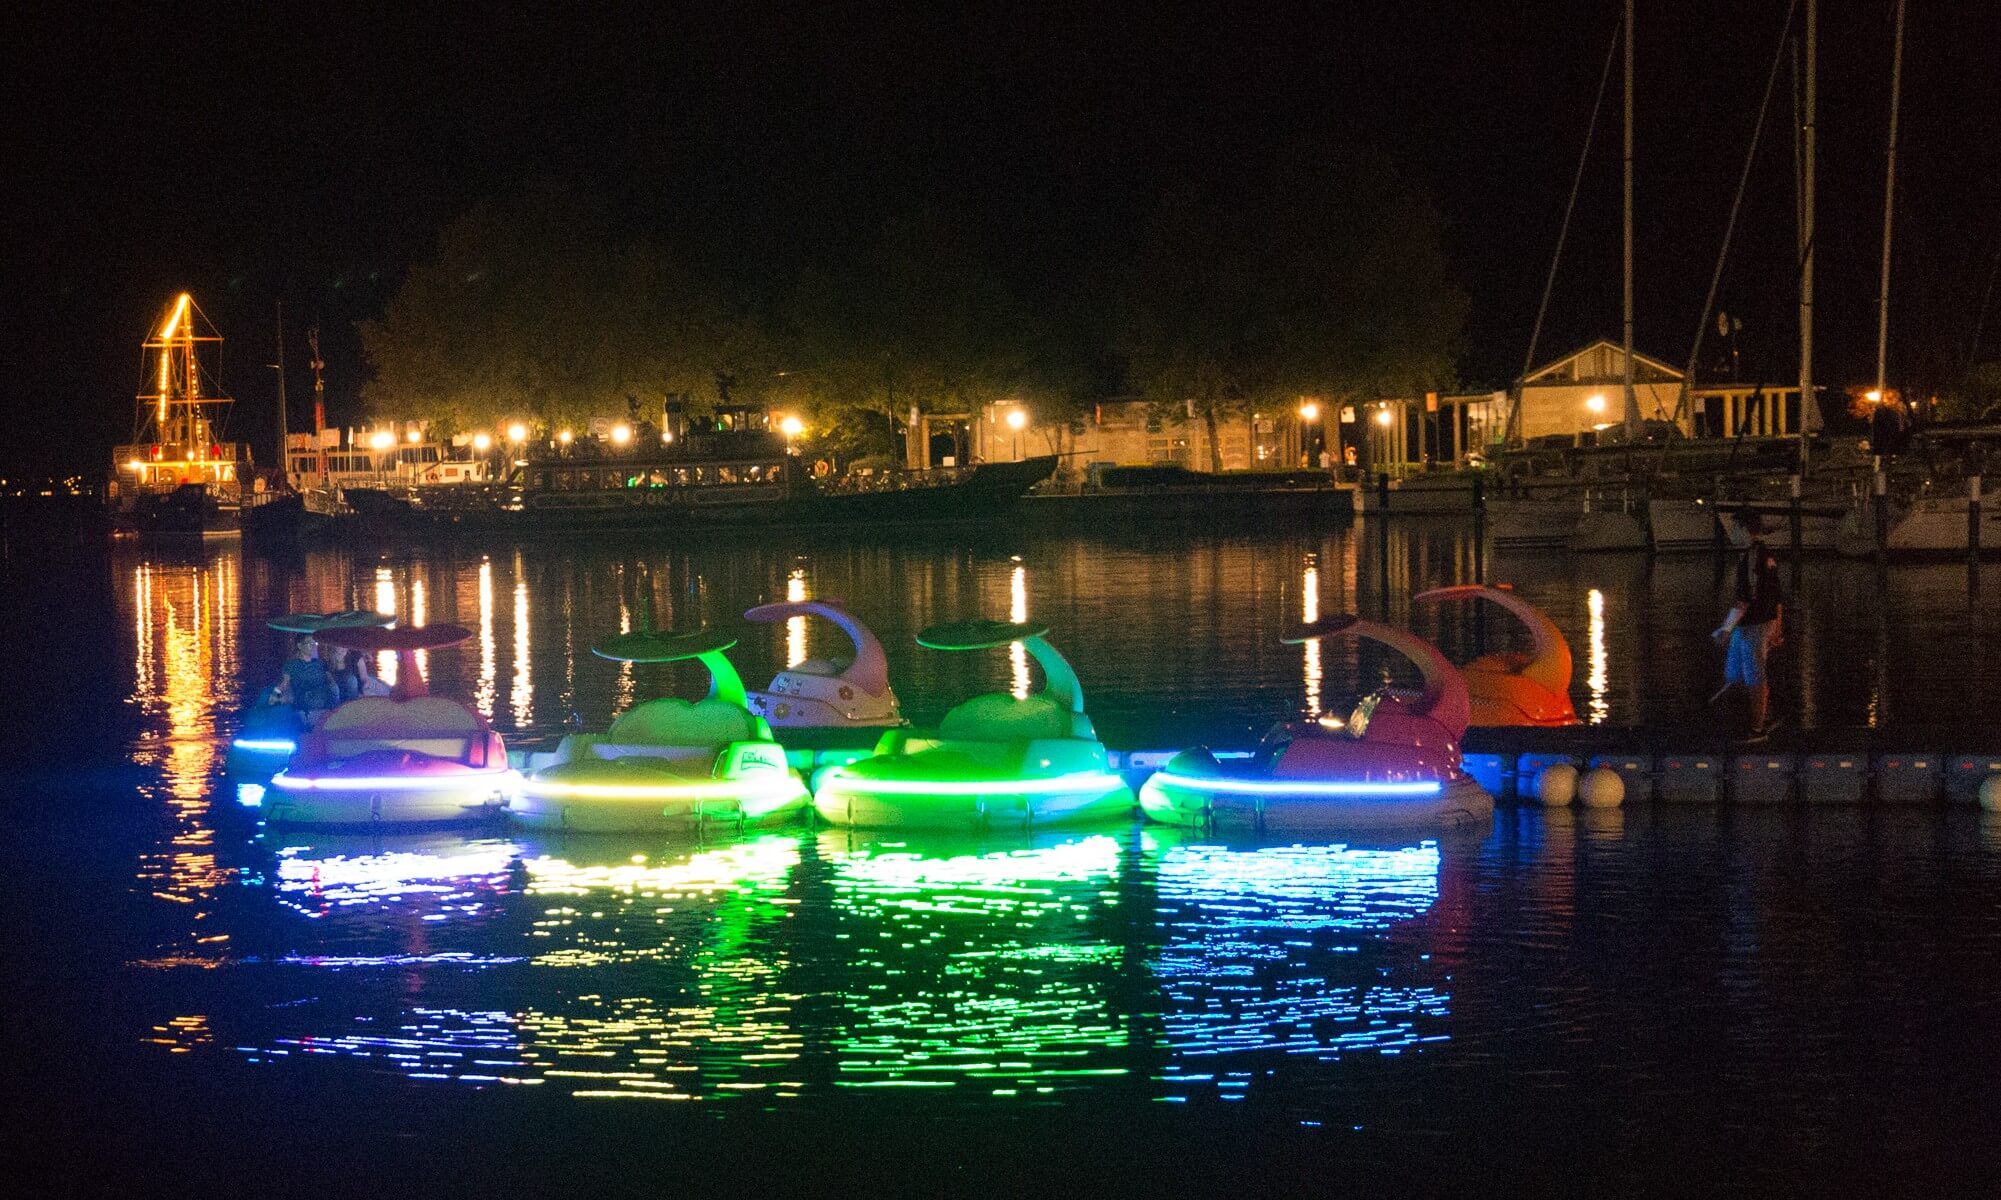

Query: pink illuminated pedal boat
[1139,615,1493,834]
[265,624,513,826]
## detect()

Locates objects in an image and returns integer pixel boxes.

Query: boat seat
[587,741,719,766]
[326,735,475,762]
[323,696,483,736]
[938,693,1087,744]
[607,697,758,749]
[787,656,851,678]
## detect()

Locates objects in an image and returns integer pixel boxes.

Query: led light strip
[271,768,517,792]
[231,738,297,753]
[816,769,1127,798]
[1147,770,1443,798]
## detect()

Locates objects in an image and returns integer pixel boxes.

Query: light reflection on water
[1150,840,1448,1102]
[151,826,1450,1108]
[103,528,2001,1137]
[128,552,240,967]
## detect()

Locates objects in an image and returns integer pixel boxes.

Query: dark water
[4,521,2000,1192]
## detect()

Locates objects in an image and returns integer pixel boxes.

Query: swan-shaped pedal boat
[1411,584,1577,726]
[743,599,905,765]
[509,628,810,833]
[228,611,394,800]
[812,619,1134,831]
[266,623,514,826]
[1139,615,1493,833]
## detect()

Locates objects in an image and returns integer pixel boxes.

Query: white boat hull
[1487,498,1578,549]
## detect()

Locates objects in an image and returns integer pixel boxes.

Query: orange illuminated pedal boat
[1411,584,1578,727]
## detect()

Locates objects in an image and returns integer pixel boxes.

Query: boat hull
[812,772,1136,832]
[510,763,810,833]
[264,772,512,826]
[1140,771,1493,834]
[344,456,1059,537]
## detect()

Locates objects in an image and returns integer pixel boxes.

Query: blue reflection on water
[1148,839,1448,1102]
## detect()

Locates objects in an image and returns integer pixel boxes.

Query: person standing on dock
[1712,511,1785,741]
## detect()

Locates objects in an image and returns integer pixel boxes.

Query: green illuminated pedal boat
[811,620,1135,831]
[509,628,810,833]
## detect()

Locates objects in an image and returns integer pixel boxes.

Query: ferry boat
[107,294,260,538]
[341,407,1058,535]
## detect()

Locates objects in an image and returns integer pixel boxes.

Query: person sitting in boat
[274,636,339,723]
[325,645,360,703]
[351,647,394,697]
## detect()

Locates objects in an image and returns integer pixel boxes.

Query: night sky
[5,1,1995,477]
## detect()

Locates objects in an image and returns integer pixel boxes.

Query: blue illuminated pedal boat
[1139,615,1493,834]
[265,624,514,826]
[228,610,393,807]
[509,628,811,833]
[811,619,1135,831]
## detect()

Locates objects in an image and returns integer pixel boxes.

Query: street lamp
[471,432,492,453]
[405,427,423,444]
[778,414,805,438]
[1003,406,1029,462]
[610,423,633,447]
[506,422,529,444]
[1374,407,1393,427]
[1298,400,1322,467]
[557,429,574,447]
[1582,393,1608,442]
[368,430,395,485]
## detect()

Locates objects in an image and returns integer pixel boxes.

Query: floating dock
[509,726,2001,811]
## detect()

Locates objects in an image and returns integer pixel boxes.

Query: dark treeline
[361,148,1467,460]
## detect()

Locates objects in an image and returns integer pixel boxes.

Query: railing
[818,466,975,495]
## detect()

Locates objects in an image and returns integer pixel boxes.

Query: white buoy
[1534,763,1578,806]
[1578,766,1626,808]
[1980,775,2001,812]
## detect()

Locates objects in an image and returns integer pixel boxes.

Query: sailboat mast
[1621,0,1638,435]
[1873,0,1907,399]
[308,322,327,482]
[273,300,289,479]
[1799,0,1818,440]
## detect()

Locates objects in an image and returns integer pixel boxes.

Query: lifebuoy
[812,459,832,478]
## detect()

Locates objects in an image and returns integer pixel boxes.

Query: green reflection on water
[157,826,1451,1111]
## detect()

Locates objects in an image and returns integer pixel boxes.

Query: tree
[776,209,1049,463]
[361,187,769,433]
[1118,153,1467,471]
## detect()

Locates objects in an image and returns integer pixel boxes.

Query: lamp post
[368,429,395,485]
[1004,406,1028,462]
[1298,400,1322,469]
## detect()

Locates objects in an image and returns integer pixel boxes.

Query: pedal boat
[743,599,906,768]
[266,623,513,826]
[1140,615,1493,834]
[509,628,810,833]
[1411,584,1578,726]
[811,620,1135,831]
[228,611,394,807]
